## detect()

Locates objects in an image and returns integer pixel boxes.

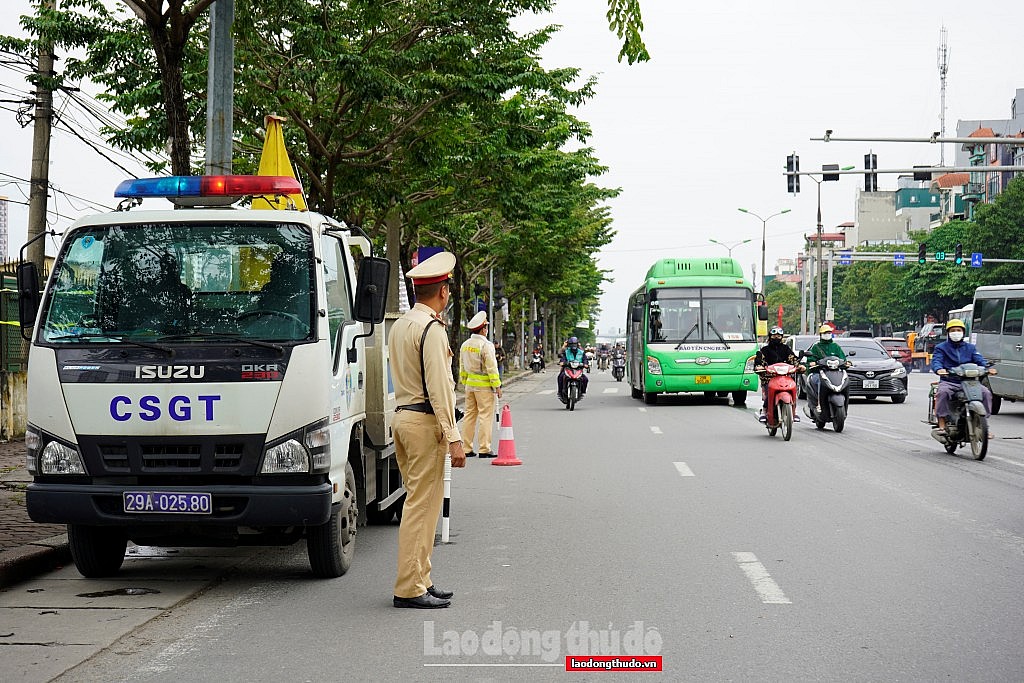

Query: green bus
[625,258,765,405]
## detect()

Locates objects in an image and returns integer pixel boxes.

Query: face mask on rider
[820,333,832,342]
[948,331,964,343]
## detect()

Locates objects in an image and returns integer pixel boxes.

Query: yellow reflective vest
[459,333,501,391]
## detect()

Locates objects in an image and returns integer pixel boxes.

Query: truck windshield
[40,222,315,343]
[649,287,755,343]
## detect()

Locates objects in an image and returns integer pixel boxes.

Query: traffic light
[864,153,878,192]
[954,243,963,265]
[918,243,927,264]
[786,154,800,193]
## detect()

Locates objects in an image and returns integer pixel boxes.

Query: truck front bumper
[27,482,333,527]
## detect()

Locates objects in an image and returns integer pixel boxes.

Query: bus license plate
[863,379,879,389]
[695,375,711,384]
[124,492,212,515]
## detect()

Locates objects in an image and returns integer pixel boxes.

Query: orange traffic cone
[492,404,522,466]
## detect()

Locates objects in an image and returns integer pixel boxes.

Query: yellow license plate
[695,375,711,384]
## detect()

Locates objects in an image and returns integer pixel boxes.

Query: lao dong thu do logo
[423,620,662,663]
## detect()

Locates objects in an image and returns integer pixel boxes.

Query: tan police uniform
[390,252,461,599]
[459,311,501,456]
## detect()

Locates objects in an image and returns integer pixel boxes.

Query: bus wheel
[644,391,657,405]
[631,385,642,399]
[732,391,747,406]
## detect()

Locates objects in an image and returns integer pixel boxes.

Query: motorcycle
[598,353,609,371]
[530,352,543,373]
[927,363,991,460]
[611,355,626,382]
[585,351,595,373]
[804,355,851,433]
[561,360,586,411]
[759,362,800,441]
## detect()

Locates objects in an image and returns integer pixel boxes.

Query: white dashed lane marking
[673,462,695,477]
[732,552,792,604]
[602,388,618,394]
[650,426,662,435]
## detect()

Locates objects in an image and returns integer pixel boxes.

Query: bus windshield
[648,287,755,343]
[40,222,315,344]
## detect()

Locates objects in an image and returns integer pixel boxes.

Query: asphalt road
[6,368,1024,682]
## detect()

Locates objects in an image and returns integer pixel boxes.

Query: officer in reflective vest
[389,251,466,609]
[459,311,503,458]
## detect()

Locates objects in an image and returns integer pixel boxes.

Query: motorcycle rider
[930,319,995,439]
[557,336,589,402]
[753,326,803,423]
[803,324,847,410]
[532,341,546,370]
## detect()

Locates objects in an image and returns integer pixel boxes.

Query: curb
[0,533,71,589]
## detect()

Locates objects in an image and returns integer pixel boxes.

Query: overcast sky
[2,1,1022,336]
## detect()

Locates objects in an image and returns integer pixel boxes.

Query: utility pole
[204,0,234,175]
[26,0,56,274]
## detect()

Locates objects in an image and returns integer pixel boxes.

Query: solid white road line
[732,552,792,604]
[987,454,1024,468]
[673,462,695,477]
[650,426,662,435]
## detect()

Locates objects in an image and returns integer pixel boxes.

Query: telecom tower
[937,26,950,166]
[0,196,8,263]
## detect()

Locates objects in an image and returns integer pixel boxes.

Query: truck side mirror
[354,256,390,324]
[757,304,769,321]
[631,305,643,323]
[17,261,41,338]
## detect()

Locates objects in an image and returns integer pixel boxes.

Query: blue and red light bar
[114,175,304,199]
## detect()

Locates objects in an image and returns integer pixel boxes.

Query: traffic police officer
[390,251,466,608]
[459,311,502,458]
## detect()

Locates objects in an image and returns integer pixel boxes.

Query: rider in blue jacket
[930,319,994,436]
[557,336,589,401]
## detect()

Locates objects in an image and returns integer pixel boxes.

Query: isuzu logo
[135,365,206,380]
[695,357,712,366]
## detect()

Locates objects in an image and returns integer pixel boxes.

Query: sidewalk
[0,439,70,588]
[0,369,532,589]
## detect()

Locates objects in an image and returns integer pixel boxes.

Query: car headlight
[646,355,663,375]
[892,365,907,377]
[40,440,86,475]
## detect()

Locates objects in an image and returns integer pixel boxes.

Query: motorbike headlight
[646,355,663,375]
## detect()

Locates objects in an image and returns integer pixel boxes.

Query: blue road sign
[971,252,983,268]
[894,253,905,267]
[838,249,852,265]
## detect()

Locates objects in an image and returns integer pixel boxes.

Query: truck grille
[82,434,264,477]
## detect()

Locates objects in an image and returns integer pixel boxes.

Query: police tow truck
[16,175,405,578]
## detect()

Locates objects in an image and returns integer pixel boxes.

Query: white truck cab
[17,175,401,578]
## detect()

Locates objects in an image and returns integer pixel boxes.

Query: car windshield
[838,341,890,359]
[40,221,315,343]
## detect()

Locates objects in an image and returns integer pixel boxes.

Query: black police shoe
[394,593,450,608]
[427,585,454,599]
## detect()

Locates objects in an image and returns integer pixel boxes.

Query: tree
[764,280,800,332]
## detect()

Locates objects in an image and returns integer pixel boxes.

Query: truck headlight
[646,355,663,375]
[260,418,330,474]
[40,440,86,475]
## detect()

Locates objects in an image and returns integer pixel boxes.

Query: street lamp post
[794,164,853,327]
[737,207,790,294]
[709,238,751,258]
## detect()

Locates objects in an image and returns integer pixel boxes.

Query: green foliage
[606,0,650,64]
[764,280,800,332]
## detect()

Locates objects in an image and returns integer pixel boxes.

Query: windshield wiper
[706,322,731,349]
[157,331,284,355]
[676,323,699,347]
[49,333,174,357]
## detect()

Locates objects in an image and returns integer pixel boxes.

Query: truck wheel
[68,525,127,578]
[308,462,357,578]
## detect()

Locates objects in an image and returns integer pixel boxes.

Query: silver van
[971,284,1024,412]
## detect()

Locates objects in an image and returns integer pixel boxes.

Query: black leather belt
[397,403,434,414]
